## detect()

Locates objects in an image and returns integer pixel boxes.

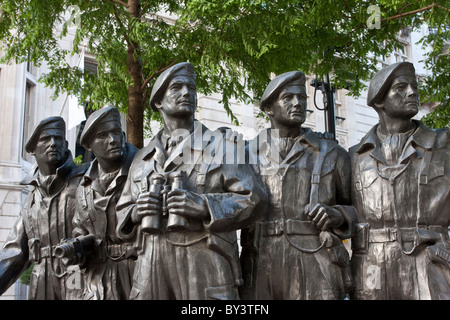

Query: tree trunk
[126,0,144,149]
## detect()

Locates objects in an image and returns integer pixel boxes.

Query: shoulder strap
[196,133,226,193]
[21,191,36,237]
[309,139,329,207]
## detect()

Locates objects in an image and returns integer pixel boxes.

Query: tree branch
[381,3,449,22]
[110,1,132,46]
[435,4,450,12]
[140,59,179,91]
[112,0,129,8]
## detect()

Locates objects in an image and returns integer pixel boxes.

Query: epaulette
[434,127,450,148]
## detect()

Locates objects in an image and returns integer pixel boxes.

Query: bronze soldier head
[260,71,307,129]
[26,116,69,171]
[368,62,419,120]
[149,62,197,119]
[80,107,125,170]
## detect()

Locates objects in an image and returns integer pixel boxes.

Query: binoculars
[141,171,202,233]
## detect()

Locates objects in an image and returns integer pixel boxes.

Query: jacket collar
[257,127,320,164]
[21,151,76,187]
[355,120,437,163]
[141,120,211,162]
[81,142,138,189]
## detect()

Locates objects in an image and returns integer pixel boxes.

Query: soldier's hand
[307,203,344,231]
[167,189,208,221]
[133,191,162,223]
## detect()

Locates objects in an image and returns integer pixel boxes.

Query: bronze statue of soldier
[350,61,450,300]
[0,117,88,299]
[56,107,139,300]
[240,71,357,300]
[115,62,267,300]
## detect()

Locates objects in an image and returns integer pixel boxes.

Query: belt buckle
[109,244,120,257]
[389,228,397,242]
[276,220,284,235]
[420,174,428,185]
[311,174,320,185]
[40,247,50,258]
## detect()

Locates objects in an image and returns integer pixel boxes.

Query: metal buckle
[420,173,428,185]
[389,228,397,242]
[311,173,320,184]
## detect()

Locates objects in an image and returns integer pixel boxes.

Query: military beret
[80,106,122,148]
[260,71,306,111]
[149,62,196,112]
[367,62,416,107]
[25,116,66,153]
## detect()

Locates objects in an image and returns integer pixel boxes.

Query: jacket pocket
[356,169,380,215]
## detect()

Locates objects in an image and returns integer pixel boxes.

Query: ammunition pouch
[326,233,354,294]
[426,242,450,267]
[414,228,447,245]
[351,223,369,254]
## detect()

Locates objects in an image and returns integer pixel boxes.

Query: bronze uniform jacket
[350,120,450,300]
[72,142,139,300]
[115,121,267,296]
[0,153,87,299]
[240,127,357,300]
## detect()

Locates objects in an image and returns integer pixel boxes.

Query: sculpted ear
[265,107,273,116]
[83,139,92,152]
[373,102,384,110]
[154,100,162,110]
[121,131,126,146]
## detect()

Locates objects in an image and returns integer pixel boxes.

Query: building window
[22,54,38,163]
[394,43,409,63]
[22,80,37,163]
[334,90,346,128]
[376,41,389,69]
[84,57,98,75]
[26,51,38,77]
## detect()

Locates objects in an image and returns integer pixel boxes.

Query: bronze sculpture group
[0,61,448,300]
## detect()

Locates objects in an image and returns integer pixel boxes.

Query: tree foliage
[0,0,448,147]
[422,103,450,129]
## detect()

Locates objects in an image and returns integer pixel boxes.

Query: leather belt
[260,219,320,237]
[39,246,58,259]
[369,228,398,243]
[104,243,136,260]
[369,226,448,243]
